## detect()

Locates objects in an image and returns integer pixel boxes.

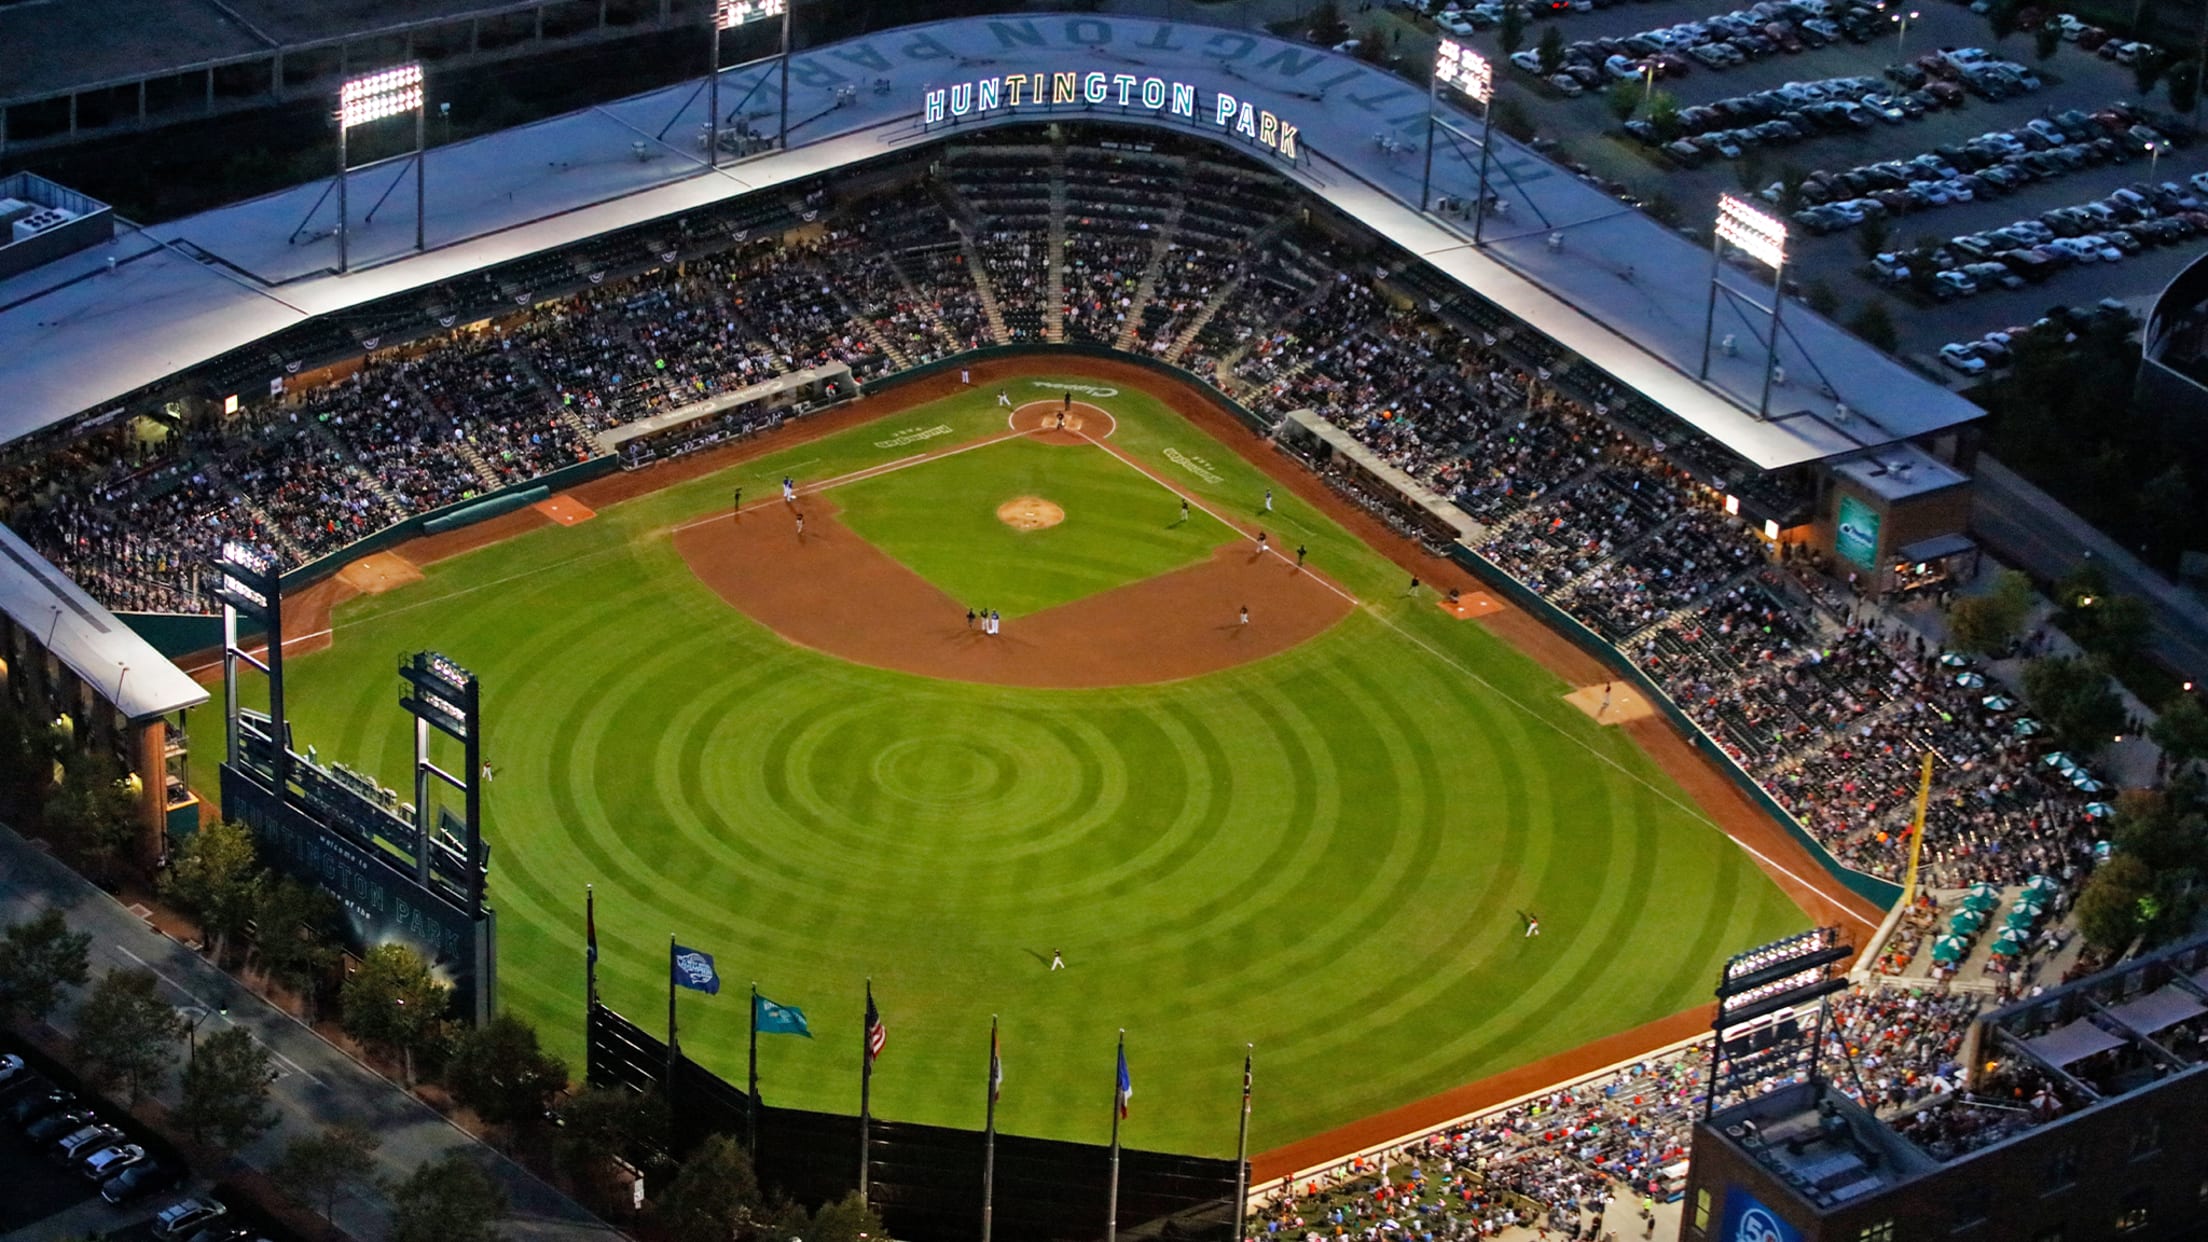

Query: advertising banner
[1835,494,1882,570]
[1714,1187,1805,1242]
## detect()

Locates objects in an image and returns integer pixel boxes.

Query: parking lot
[0,1043,299,1242]
[1435,0,2208,373]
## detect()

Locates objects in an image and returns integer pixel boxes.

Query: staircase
[1044,174,1069,343]
[833,286,911,370]
[1114,194,1187,353]
[928,180,1011,345]
[1162,212,1299,365]
[453,441,505,491]
[879,253,955,342]
[237,497,312,566]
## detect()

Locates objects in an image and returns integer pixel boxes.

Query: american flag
[866,992,887,1064]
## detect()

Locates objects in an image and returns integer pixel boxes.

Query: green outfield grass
[201,376,1807,1156]
[833,436,1238,616]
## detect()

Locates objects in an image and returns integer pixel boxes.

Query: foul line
[1368,609,1877,927]
[669,427,1032,534]
[1074,428,1363,608]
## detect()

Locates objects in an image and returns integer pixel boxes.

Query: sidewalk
[0,824,622,1242]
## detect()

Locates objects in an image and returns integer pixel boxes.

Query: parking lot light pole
[2146,140,2162,177]
[1893,10,1921,56]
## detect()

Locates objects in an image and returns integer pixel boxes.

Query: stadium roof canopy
[0,14,1985,472]
[0,524,208,722]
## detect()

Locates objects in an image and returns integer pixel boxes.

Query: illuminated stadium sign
[922,70,1299,161]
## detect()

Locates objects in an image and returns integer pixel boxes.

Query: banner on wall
[1835,494,1882,570]
[1714,1187,1805,1242]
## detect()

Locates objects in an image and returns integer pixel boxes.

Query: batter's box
[1436,592,1502,619]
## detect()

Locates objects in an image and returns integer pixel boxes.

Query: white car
[1511,50,1544,72]
[153,1198,228,1239]
[81,1142,147,1180]
[1437,13,1478,34]
[1940,343,1989,374]
[1934,270,1979,297]
[0,1053,26,1088]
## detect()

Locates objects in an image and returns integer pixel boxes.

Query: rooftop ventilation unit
[11,206,76,243]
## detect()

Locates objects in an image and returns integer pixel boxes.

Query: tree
[2134,51,2166,96]
[1855,215,1891,263]
[389,1152,507,1242]
[2036,22,2061,59]
[274,1125,383,1225]
[75,968,184,1103]
[44,752,140,883]
[2170,61,2201,116]
[2075,853,2154,950]
[160,820,261,963]
[1946,569,2035,655]
[1779,165,1810,213]
[2138,464,2195,564]
[444,1011,569,1128]
[0,695,50,811]
[1308,0,1350,45]
[1805,279,1840,317]
[0,909,91,1027]
[1735,147,1769,193]
[340,942,449,1085]
[2023,656,2128,753]
[253,877,341,1016]
[2152,693,2208,771]
[805,1191,888,1242]
[1499,2,1528,57]
[177,1027,279,1150]
[1849,300,1899,353]
[1988,0,2019,44]
[1353,21,1391,65]
[1645,90,1681,138]
[1536,23,1565,75]
[655,1134,763,1242]
[554,1087,671,1206]
[1605,78,1643,120]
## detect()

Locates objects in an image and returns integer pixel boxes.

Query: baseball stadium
[0,11,2128,1242]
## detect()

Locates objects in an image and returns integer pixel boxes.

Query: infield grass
[833,435,1238,616]
[199,376,1807,1156]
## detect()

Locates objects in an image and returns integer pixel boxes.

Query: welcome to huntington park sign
[921,70,1301,162]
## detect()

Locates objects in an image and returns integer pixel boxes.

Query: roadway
[0,823,622,1242]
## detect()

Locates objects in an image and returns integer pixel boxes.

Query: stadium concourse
[0,13,2114,1239]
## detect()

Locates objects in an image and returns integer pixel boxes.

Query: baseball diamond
[200,359,1824,1158]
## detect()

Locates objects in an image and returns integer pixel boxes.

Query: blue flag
[671,945,720,994]
[754,993,812,1037]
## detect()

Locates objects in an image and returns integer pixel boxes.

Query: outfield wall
[587,1003,1240,1242]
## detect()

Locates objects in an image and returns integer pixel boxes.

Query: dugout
[0,521,206,860]
[592,362,856,468]
[1277,409,1478,548]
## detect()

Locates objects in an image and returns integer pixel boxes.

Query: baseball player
[1050,948,1065,971]
[794,511,805,536]
[782,476,795,503]
[961,367,971,385]
[1263,488,1273,513]
[997,389,1012,407]
[1239,605,1250,626]
[1256,531,1268,554]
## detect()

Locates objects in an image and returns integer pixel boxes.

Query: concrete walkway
[0,824,622,1242]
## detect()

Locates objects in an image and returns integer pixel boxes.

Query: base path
[673,494,1354,689]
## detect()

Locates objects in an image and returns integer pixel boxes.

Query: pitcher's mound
[1565,681,1656,725]
[997,496,1065,531]
[337,552,423,595]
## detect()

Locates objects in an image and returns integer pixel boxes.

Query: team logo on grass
[1165,448,1223,484]
[874,424,954,449]
[1030,382,1118,397]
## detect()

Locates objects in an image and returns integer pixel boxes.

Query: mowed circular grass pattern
[210,380,1807,1156]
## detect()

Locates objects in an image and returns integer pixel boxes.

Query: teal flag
[755,993,812,1037]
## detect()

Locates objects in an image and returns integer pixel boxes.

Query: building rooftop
[1829,444,1972,504]
[0,524,208,722]
[0,14,1986,470]
[1706,1080,1936,1211]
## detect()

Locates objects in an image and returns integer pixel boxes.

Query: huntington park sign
[921,70,1300,162]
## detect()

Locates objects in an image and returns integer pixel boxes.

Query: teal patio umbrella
[2025,875,2060,896]
[1960,892,2000,913]
[1949,909,1988,934]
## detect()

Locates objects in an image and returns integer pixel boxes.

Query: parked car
[154,1197,229,1239]
[80,1141,148,1181]
[4,1084,69,1126]
[1940,343,1989,373]
[52,1122,125,1163]
[24,1106,100,1145]
[101,1158,183,1204]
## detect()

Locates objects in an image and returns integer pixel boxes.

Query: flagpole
[1234,1044,1253,1242]
[982,1015,999,1242]
[1107,1029,1124,1242]
[585,885,597,1015]
[859,978,873,1203]
[747,981,761,1155]
[665,935,678,1091]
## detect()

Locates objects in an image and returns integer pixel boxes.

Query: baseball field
[200,361,1811,1159]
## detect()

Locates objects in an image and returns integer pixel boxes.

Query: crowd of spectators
[0,136,2105,917]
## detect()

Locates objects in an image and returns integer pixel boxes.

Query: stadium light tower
[708,0,790,168]
[335,64,426,273]
[1700,194,1792,420]
[1423,40,1499,245]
